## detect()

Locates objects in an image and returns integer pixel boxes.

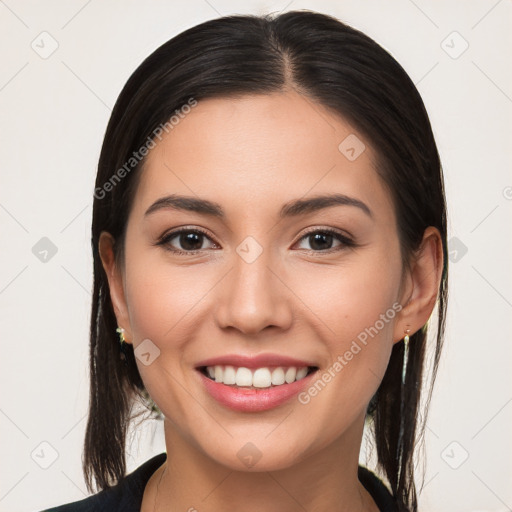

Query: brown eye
[173,231,205,251]
[295,229,355,252]
[157,228,218,254]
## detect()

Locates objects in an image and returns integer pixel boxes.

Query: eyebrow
[144,193,373,219]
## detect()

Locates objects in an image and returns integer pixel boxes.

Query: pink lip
[197,369,318,412]
[195,353,316,369]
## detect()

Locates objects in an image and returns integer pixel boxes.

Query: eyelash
[156,226,357,256]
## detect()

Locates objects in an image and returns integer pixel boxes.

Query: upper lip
[195,353,318,369]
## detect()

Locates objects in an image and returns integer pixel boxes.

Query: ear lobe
[393,226,444,343]
[98,231,133,344]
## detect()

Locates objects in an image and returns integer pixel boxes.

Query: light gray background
[1,1,511,511]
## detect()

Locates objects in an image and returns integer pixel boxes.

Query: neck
[143,414,378,512]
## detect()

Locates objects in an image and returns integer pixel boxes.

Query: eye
[294,228,356,252]
[156,227,218,255]
[156,226,356,256]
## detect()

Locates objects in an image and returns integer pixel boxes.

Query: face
[107,90,411,471]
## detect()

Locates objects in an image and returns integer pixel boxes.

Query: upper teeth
[206,366,310,388]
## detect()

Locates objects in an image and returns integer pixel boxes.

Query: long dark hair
[84,10,448,511]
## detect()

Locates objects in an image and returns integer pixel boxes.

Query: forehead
[133,91,395,223]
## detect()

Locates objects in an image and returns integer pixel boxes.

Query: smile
[195,354,320,412]
[201,365,316,388]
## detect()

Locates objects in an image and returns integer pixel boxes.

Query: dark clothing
[41,452,397,511]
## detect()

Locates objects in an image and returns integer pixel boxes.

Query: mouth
[195,358,320,412]
[198,365,319,388]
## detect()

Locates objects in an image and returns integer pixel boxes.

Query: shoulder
[39,453,167,512]
[358,465,397,512]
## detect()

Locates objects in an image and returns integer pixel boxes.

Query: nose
[214,246,293,335]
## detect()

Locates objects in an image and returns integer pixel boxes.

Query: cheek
[292,250,401,340]
[122,258,212,431]
[291,265,400,438]
[121,248,223,408]
[290,251,402,401]
[124,251,212,343]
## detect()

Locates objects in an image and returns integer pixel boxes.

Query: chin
[193,430,316,473]
[215,448,305,473]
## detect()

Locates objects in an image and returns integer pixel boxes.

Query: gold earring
[397,327,412,477]
[116,326,126,344]
[402,328,410,385]
[116,327,129,365]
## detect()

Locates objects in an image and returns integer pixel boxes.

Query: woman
[42,9,447,512]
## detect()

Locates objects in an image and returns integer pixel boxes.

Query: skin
[99,89,443,512]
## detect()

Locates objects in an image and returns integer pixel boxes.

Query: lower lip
[198,370,317,412]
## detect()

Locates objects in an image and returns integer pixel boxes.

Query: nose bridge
[215,236,291,334]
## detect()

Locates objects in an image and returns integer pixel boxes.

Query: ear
[393,226,444,343]
[98,231,133,345]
